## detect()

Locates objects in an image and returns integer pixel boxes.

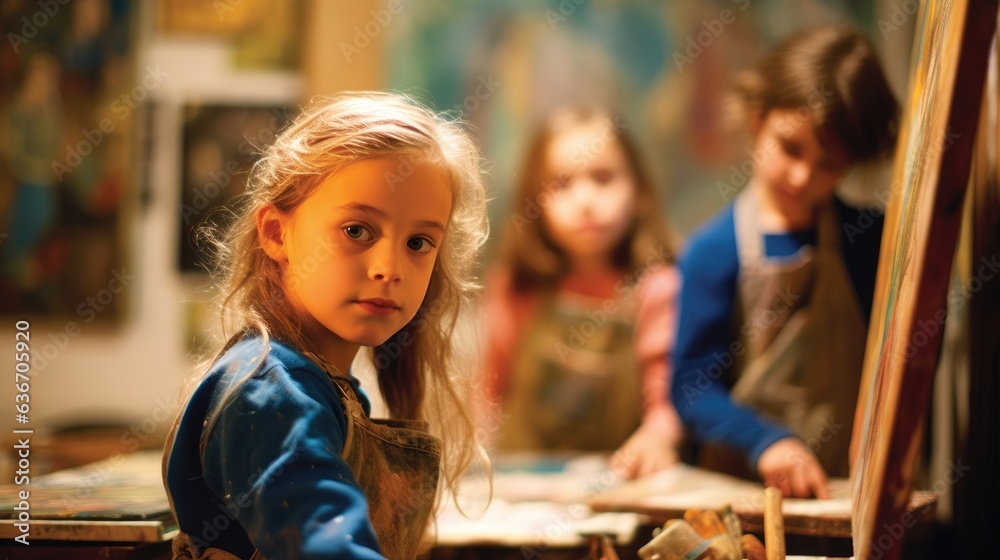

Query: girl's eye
[407,237,434,253]
[344,225,373,241]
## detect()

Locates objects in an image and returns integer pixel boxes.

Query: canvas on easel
[849,1,998,559]
[946,10,1000,558]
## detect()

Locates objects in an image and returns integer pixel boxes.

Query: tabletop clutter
[586,487,787,560]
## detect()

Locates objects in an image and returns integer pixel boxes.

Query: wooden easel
[850,1,999,559]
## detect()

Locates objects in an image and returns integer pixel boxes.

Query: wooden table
[587,463,938,556]
[3,450,930,557]
[0,450,176,560]
[429,453,649,557]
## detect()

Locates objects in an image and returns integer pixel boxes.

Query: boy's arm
[670,215,795,470]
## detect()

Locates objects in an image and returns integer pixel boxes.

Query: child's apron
[165,361,441,560]
[702,187,867,478]
[494,287,643,451]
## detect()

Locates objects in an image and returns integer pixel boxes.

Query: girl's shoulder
[200,336,350,417]
[211,336,326,384]
[635,263,681,308]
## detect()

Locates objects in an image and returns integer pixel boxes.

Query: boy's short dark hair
[733,25,900,163]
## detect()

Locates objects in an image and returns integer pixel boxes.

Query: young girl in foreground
[671,25,899,498]
[163,92,489,559]
[482,106,684,477]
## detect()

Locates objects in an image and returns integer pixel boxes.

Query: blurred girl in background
[481,106,683,478]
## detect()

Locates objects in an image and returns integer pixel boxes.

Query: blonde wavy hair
[200,91,490,512]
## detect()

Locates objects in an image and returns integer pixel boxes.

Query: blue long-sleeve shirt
[671,196,883,468]
[164,336,386,559]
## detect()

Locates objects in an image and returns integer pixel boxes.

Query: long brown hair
[499,106,675,292]
[730,24,899,162]
[200,91,490,509]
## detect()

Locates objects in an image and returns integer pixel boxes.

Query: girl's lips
[356,299,399,316]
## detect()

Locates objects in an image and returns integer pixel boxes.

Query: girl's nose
[570,179,598,207]
[369,241,403,283]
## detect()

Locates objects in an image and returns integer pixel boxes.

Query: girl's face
[266,158,452,365]
[540,120,637,268]
[752,109,850,227]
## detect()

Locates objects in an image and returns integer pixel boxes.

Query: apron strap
[733,187,764,267]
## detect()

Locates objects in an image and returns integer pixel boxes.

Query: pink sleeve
[479,269,538,402]
[481,269,517,403]
[633,265,684,443]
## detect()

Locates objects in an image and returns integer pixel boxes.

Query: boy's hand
[756,438,830,499]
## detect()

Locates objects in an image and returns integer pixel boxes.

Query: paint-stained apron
[165,359,441,560]
[495,287,643,451]
[701,188,867,478]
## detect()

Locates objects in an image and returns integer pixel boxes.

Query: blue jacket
[164,336,386,559]
[671,197,883,468]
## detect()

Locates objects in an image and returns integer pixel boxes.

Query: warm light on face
[752,109,849,227]
[279,157,453,357]
[540,120,638,265]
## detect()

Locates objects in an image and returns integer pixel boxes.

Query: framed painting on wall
[178,104,296,273]
[0,1,136,321]
[156,0,302,70]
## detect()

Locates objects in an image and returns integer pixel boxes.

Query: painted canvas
[849,1,998,558]
[0,1,135,319]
